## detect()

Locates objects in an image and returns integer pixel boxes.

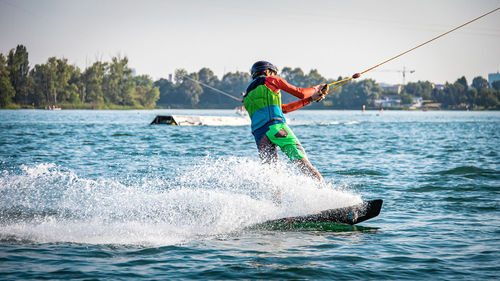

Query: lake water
[0,109,499,280]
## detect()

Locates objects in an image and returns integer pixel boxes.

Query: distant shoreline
[3,44,499,112]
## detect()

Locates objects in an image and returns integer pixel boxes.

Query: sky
[1,0,499,85]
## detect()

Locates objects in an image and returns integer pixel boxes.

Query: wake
[0,158,361,245]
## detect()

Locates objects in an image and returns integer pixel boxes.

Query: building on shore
[432,84,445,91]
[422,101,442,110]
[379,83,402,94]
[374,95,402,107]
[488,72,500,86]
[374,94,425,109]
[408,96,424,109]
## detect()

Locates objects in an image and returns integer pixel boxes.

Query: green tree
[471,76,489,91]
[332,79,381,108]
[154,78,176,106]
[158,68,192,107]
[400,93,413,105]
[439,83,458,107]
[281,67,306,87]
[454,77,468,106]
[0,53,15,107]
[29,57,60,106]
[103,56,135,105]
[133,75,159,108]
[466,89,478,107]
[7,45,30,105]
[478,88,499,108]
[220,71,250,106]
[30,63,53,106]
[403,81,433,100]
[180,73,203,106]
[172,69,204,106]
[68,64,83,104]
[174,69,188,84]
[303,69,326,86]
[456,76,468,90]
[54,58,80,104]
[437,77,468,108]
[492,80,500,91]
[143,86,159,108]
[198,67,223,105]
[198,67,218,85]
[83,61,106,105]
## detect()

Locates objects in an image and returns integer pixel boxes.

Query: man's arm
[266,76,319,99]
[282,98,311,113]
[281,81,329,113]
[266,76,328,113]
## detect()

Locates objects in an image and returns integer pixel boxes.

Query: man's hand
[311,84,328,102]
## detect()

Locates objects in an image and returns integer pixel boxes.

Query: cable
[182,75,243,102]
[326,7,499,95]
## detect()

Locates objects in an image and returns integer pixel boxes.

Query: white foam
[0,159,361,246]
[319,121,341,125]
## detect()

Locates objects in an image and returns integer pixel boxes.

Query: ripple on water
[336,169,387,176]
[433,166,499,179]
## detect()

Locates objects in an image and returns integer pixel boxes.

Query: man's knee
[282,142,307,161]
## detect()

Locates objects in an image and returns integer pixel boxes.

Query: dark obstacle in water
[150,115,250,126]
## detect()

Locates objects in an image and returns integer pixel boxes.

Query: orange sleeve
[282,98,312,113]
[266,76,319,99]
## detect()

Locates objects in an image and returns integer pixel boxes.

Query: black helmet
[250,61,278,78]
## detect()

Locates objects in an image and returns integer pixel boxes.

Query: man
[243,61,328,181]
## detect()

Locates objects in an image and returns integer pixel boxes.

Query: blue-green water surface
[0,109,499,280]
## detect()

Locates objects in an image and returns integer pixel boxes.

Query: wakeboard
[268,199,383,225]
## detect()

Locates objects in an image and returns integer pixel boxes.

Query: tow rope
[181,75,243,102]
[325,7,499,95]
[178,7,498,102]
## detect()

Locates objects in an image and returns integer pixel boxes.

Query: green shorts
[265,123,307,161]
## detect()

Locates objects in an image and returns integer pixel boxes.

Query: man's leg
[281,137,324,181]
[257,135,282,204]
[293,158,324,182]
[266,123,324,181]
[257,135,278,164]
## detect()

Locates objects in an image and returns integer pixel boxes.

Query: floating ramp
[151,115,250,126]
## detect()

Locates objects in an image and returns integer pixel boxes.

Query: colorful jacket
[243,75,320,132]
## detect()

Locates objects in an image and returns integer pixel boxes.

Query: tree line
[0,45,159,109]
[1,44,499,110]
[402,77,500,110]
